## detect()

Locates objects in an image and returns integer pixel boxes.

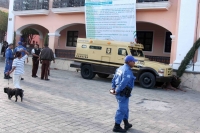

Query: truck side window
[130,49,137,56]
[89,46,102,50]
[118,48,128,56]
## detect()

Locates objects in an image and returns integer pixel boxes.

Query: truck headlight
[158,69,164,76]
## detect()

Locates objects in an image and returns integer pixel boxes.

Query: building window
[118,48,128,56]
[137,31,153,51]
[164,32,172,53]
[67,31,78,47]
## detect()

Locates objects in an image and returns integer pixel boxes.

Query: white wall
[6,0,15,44]
[173,0,198,70]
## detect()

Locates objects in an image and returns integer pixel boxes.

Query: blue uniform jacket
[112,64,136,94]
[14,45,26,57]
[5,48,14,61]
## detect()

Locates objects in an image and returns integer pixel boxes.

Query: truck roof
[77,38,144,49]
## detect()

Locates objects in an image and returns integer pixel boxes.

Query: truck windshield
[130,49,144,57]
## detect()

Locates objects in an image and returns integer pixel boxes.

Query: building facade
[5,0,200,72]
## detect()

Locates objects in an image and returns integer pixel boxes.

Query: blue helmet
[18,41,22,45]
[124,55,138,63]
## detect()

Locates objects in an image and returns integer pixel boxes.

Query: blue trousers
[115,95,129,124]
[4,60,13,74]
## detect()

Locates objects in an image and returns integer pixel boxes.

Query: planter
[171,76,181,88]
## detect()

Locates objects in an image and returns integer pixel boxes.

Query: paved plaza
[0,60,200,133]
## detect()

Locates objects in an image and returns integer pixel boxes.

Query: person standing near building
[110,55,137,132]
[4,43,14,79]
[39,44,55,81]
[2,41,8,57]
[31,44,41,78]
[7,50,29,89]
[14,41,28,80]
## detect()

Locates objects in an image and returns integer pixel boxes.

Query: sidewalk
[0,55,77,72]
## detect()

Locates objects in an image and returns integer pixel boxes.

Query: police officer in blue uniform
[111,55,137,132]
[14,41,27,57]
[14,41,28,80]
[4,43,14,79]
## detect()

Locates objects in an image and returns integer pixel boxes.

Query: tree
[0,10,8,43]
[44,34,49,46]
[177,38,200,77]
[21,28,39,44]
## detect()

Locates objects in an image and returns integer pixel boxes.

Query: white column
[194,2,200,72]
[173,0,198,70]
[169,35,175,66]
[48,33,60,58]
[6,0,15,44]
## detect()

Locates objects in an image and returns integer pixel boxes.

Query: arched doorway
[16,24,49,48]
[54,23,85,58]
[136,22,172,64]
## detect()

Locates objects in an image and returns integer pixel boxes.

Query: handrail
[13,0,49,11]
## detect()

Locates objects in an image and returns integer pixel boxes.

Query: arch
[55,23,85,35]
[136,21,173,34]
[16,24,49,39]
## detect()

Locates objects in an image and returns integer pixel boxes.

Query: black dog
[4,87,24,102]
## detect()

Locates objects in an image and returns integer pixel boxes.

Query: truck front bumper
[156,76,172,82]
[70,62,81,68]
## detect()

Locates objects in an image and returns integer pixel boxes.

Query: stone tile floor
[0,62,200,133]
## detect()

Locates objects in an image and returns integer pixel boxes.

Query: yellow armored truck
[70,38,173,88]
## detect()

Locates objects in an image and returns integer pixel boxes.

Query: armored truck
[70,38,172,88]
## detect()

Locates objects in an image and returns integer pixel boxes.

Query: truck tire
[139,72,155,89]
[97,73,109,78]
[81,65,96,79]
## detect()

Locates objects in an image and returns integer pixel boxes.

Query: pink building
[6,0,200,72]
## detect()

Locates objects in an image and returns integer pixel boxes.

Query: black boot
[113,123,126,132]
[123,119,132,130]
[4,74,9,79]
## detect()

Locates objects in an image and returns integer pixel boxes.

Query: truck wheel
[81,65,96,79]
[139,72,155,89]
[97,73,109,78]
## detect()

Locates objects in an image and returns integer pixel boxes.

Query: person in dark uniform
[110,55,137,132]
[4,43,14,79]
[31,44,41,78]
[2,41,8,57]
[39,44,55,80]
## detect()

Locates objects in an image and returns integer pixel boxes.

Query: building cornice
[13,9,50,16]
[51,7,84,14]
[136,1,171,10]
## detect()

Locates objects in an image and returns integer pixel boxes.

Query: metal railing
[145,55,170,64]
[52,0,168,8]
[55,49,75,59]
[13,0,49,11]
[0,0,9,9]
[137,0,168,2]
[52,0,84,8]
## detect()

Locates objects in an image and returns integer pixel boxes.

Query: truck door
[100,47,112,74]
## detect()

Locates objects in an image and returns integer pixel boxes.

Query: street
[0,61,200,133]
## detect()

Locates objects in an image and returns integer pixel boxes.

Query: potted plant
[171,75,181,88]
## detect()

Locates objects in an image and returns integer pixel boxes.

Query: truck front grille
[167,68,172,76]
